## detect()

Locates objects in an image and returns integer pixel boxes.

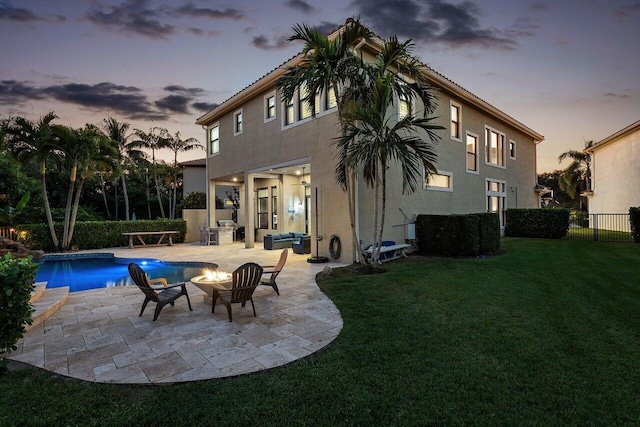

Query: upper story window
[233,109,243,136]
[298,84,313,121]
[326,85,337,110]
[466,132,478,173]
[450,101,461,141]
[264,93,276,122]
[209,124,219,155]
[425,170,453,192]
[485,126,505,167]
[509,140,516,160]
[284,97,295,126]
[398,93,411,120]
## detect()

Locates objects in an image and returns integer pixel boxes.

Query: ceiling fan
[293,166,310,188]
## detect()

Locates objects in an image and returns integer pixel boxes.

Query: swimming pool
[35,253,218,293]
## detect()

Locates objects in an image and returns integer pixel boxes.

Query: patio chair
[128,263,193,321]
[260,248,287,296]
[212,262,263,322]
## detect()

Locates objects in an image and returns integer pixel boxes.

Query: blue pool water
[35,254,218,292]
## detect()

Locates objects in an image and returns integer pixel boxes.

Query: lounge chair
[128,263,193,321]
[212,262,263,322]
[260,248,287,295]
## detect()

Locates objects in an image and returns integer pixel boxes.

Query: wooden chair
[260,248,287,295]
[212,262,263,322]
[128,263,193,321]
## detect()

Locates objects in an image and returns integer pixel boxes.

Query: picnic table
[122,231,179,249]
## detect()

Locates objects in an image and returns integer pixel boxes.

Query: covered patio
[6,242,345,384]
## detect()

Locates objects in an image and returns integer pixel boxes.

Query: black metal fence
[565,213,632,242]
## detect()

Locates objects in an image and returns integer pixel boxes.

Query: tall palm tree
[164,131,203,219]
[133,127,169,218]
[103,118,144,221]
[5,112,61,249]
[338,38,441,267]
[558,148,591,207]
[277,18,373,263]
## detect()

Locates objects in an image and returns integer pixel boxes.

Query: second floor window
[466,132,478,172]
[485,127,505,167]
[209,124,219,155]
[398,93,411,120]
[451,102,461,140]
[234,110,243,135]
[266,95,276,120]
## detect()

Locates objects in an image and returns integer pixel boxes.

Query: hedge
[630,207,640,243]
[504,208,569,239]
[416,213,500,257]
[16,219,187,252]
[0,254,38,355]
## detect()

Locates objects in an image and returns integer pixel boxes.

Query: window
[485,126,505,167]
[298,84,313,120]
[265,93,276,122]
[398,93,411,120]
[425,170,453,191]
[284,97,295,126]
[509,140,516,159]
[209,124,219,155]
[466,132,478,173]
[450,102,461,141]
[257,188,268,229]
[486,179,506,226]
[326,85,337,110]
[271,186,278,230]
[233,109,243,136]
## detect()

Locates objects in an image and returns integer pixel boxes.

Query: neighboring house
[584,120,640,215]
[195,23,544,262]
[179,158,206,196]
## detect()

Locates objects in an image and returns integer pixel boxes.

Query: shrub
[16,219,187,252]
[630,207,640,243]
[505,208,570,239]
[180,192,206,209]
[0,254,38,355]
[416,213,499,257]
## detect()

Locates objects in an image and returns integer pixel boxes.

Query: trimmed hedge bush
[416,213,500,257]
[0,254,38,355]
[16,219,187,252]
[504,208,569,239]
[630,207,640,243]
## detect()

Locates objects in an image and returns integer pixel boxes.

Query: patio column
[245,172,255,248]
[208,179,217,227]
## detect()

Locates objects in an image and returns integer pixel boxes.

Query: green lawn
[2,238,640,425]
[566,226,633,242]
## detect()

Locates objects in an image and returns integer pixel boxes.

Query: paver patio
[6,242,346,384]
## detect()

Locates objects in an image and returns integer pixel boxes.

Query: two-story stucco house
[584,120,640,215]
[195,23,544,263]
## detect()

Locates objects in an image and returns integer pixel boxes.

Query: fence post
[593,214,598,241]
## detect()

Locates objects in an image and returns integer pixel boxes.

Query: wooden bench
[364,243,412,263]
[122,231,179,249]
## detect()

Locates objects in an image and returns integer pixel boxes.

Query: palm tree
[133,127,169,218]
[558,147,591,208]
[338,37,441,267]
[163,131,203,219]
[103,118,145,221]
[277,18,373,263]
[5,112,61,249]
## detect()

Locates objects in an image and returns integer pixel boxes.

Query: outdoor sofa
[264,232,310,250]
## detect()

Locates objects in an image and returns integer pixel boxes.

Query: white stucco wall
[589,129,640,214]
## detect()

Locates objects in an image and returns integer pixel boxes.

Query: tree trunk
[377,163,387,268]
[154,167,165,218]
[121,174,130,221]
[41,162,59,250]
[145,170,152,219]
[114,181,119,220]
[100,174,111,219]
[371,162,380,268]
[67,168,87,249]
[62,164,77,250]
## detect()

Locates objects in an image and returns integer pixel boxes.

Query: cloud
[529,2,551,12]
[164,85,206,96]
[0,80,169,120]
[614,2,640,18]
[351,0,524,50]
[0,2,40,21]
[252,35,289,50]
[174,3,244,20]
[86,0,174,40]
[155,95,191,114]
[604,91,632,99]
[315,21,341,35]
[192,102,218,112]
[285,0,316,14]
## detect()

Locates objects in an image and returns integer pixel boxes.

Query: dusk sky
[1,0,638,173]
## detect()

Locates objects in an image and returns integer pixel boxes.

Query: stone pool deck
[6,242,346,384]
